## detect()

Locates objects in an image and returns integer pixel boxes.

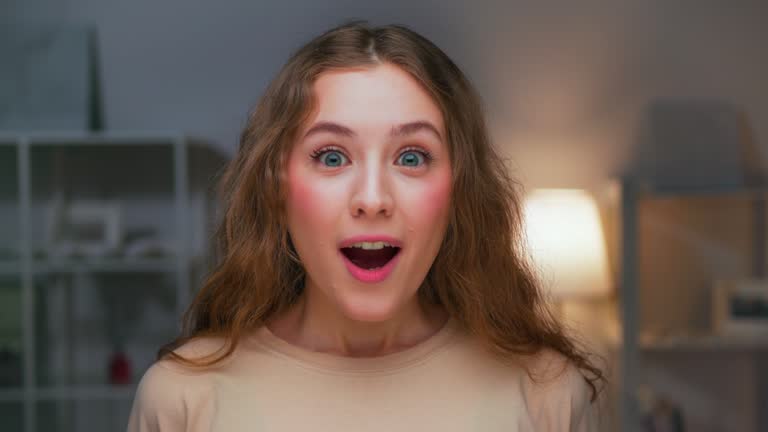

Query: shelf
[0,133,225,432]
[640,333,768,352]
[636,182,768,199]
[621,176,768,432]
[0,386,135,402]
[32,257,178,274]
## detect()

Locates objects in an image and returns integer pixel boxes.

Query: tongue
[342,247,399,269]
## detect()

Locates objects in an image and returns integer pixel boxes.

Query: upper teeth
[349,241,394,250]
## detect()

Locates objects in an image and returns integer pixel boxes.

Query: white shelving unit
[619,179,768,432]
[0,132,227,432]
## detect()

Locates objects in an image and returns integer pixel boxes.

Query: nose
[349,163,394,218]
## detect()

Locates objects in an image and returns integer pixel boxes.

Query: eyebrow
[302,121,443,141]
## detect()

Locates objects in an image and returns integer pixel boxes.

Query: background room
[2,1,767,431]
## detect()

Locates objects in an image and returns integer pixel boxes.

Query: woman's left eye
[397,150,431,167]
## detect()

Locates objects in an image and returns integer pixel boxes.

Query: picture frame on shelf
[712,278,768,337]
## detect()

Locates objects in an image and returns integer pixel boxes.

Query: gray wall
[10,0,768,188]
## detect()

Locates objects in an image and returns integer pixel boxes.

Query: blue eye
[398,150,427,167]
[316,150,347,167]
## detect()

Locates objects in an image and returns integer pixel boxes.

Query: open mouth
[340,245,401,270]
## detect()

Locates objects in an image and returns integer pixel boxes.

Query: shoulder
[518,348,597,431]
[127,362,194,431]
[126,337,226,432]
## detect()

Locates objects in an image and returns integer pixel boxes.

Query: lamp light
[523,189,611,300]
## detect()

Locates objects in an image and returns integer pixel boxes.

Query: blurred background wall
[7,0,768,187]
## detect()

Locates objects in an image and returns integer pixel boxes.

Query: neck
[267,286,449,357]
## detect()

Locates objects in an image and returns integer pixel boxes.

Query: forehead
[306,63,444,134]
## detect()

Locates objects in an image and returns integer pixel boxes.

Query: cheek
[287,172,318,217]
[425,178,452,218]
[285,166,343,245]
[403,172,453,227]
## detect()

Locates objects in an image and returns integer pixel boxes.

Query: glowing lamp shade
[523,189,611,300]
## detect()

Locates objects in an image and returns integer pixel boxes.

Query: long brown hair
[160,21,606,402]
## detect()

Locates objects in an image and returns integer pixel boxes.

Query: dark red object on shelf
[109,351,132,385]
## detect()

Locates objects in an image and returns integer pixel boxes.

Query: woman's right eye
[311,149,348,167]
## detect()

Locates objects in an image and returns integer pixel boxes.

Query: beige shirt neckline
[251,316,461,375]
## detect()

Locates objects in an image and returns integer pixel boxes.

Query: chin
[337,294,403,323]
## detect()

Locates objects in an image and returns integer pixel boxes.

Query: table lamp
[523,188,611,302]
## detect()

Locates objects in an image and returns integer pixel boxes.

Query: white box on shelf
[712,278,768,336]
[46,196,122,259]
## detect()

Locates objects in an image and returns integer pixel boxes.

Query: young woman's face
[284,63,452,322]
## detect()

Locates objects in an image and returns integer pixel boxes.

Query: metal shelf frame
[0,132,226,432]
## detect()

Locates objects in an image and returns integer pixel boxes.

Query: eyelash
[309,145,434,166]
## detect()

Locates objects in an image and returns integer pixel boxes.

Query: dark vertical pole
[620,178,640,432]
[755,195,768,432]
[759,352,768,432]
[753,196,766,278]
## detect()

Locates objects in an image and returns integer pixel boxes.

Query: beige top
[127,317,597,431]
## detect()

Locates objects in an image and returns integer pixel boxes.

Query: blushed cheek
[427,174,451,216]
[285,167,339,249]
[409,173,453,227]
[288,170,329,235]
[427,177,452,217]
[287,170,317,218]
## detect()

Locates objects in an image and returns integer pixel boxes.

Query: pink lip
[338,235,403,249]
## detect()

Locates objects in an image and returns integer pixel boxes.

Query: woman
[128,21,605,431]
